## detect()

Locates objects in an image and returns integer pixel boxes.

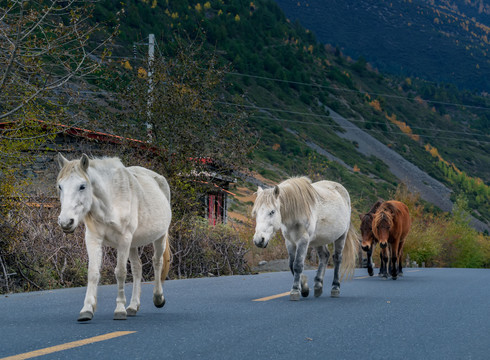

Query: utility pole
[146,34,155,142]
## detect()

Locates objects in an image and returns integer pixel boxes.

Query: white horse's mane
[253,177,318,223]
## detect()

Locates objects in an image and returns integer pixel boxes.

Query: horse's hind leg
[114,240,131,320]
[127,247,142,316]
[314,245,330,297]
[152,233,167,308]
[331,234,346,297]
[397,240,405,277]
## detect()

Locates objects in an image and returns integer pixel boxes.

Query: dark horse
[359,200,384,277]
[372,201,411,280]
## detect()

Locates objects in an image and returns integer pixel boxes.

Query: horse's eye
[58,185,62,191]
[79,184,86,191]
[269,210,275,216]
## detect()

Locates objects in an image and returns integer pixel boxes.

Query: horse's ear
[359,214,363,221]
[257,186,263,194]
[80,154,89,172]
[57,153,68,169]
[273,185,280,198]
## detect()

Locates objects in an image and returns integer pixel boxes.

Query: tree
[109,34,255,217]
[0,0,118,195]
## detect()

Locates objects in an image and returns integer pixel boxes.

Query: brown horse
[359,200,384,277]
[372,201,411,280]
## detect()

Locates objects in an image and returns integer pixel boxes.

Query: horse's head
[252,186,281,248]
[359,213,376,252]
[372,210,393,249]
[56,153,93,233]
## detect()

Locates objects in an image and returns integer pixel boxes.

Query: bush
[170,217,250,278]
[0,198,104,293]
[0,199,250,294]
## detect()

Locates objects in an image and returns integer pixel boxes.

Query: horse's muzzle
[253,237,268,248]
[59,218,76,233]
[361,245,371,252]
[379,242,388,249]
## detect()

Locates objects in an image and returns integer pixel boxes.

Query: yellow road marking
[253,291,290,302]
[1,331,136,360]
[355,275,371,279]
[253,269,424,302]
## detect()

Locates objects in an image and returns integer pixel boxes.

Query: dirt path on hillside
[316,106,489,232]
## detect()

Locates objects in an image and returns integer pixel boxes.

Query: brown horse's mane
[360,200,383,243]
[372,202,401,238]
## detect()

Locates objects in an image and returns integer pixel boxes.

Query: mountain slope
[274,0,490,91]
[94,0,489,229]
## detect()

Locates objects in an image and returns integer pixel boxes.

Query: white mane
[253,177,318,224]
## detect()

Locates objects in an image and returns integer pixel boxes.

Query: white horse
[252,177,358,300]
[56,153,172,321]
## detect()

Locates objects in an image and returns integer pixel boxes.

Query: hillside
[92,0,489,230]
[274,0,490,91]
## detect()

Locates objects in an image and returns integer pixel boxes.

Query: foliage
[0,199,250,294]
[394,187,489,268]
[105,34,255,217]
[0,199,91,293]
[170,217,249,278]
[0,0,117,195]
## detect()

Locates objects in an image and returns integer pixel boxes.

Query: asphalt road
[0,268,489,360]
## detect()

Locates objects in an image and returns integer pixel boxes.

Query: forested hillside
[90,0,490,227]
[274,0,490,91]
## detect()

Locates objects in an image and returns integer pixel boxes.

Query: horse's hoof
[126,307,138,317]
[301,287,309,298]
[398,272,404,277]
[77,311,93,322]
[300,274,309,297]
[153,294,166,308]
[368,268,374,276]
[290,290,301,301]
[331,287,340,298]
[314,286,323,298]
[392,275,398,280]
[114,311,127,320]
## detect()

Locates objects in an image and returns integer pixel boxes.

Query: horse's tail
[161,232,171,283]
[340,222,360,281]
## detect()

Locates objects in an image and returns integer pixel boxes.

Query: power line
[243,112,490,144]
[223,71,490,111]
[213,100,489,139]
[105,50,490,111]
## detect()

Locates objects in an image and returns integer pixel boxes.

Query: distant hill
[274,0,490,91]
[92,0,489,229]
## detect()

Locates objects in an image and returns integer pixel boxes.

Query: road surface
[0,268,488,359]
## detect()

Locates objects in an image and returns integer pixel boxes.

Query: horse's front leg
[114,238,131,320]
[127,247,142,316]
[366,244,374,276]
[290,238,309,301]
[78,233,103,321]
[314,245,330,297]
[390,239,399,280]
[379,247,389,278]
